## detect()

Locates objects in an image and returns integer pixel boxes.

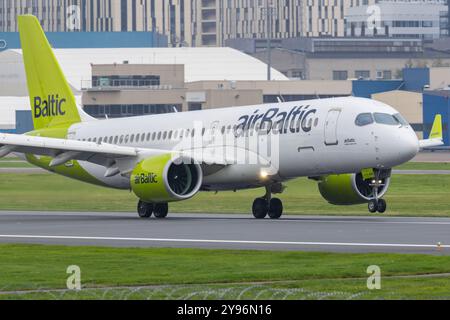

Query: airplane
[0,15,444,219]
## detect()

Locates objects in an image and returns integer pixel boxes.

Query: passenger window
[152,132,156,140]
[157,132,162,140]
[119,135,124,144]
[374,113,399,126]
[355,113,374,127]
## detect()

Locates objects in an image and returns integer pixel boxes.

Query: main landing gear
[137,200,169,219]
[252,185,284,219]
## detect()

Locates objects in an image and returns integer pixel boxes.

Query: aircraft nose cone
[398,131,420,163]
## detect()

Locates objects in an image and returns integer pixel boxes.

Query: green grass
[0,157,22,161]
[396,162,450,171]
[0,244,449,300]
[0,172,449,216]
[0,157,33,168]
[0,162,34,168]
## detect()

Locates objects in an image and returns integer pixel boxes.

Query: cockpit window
[393,113,410,126]
[355,113,374,126]
[374,113,399,126]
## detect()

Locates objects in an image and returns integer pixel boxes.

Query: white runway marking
[0,234,448,249]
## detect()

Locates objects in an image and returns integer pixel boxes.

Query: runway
[0,211,449,255]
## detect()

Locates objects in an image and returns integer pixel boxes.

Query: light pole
[262,1,276,81]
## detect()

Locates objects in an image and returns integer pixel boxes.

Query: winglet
[419,114,444,149]
[429,114,443,140]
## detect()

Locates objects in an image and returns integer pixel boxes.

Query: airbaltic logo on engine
[135,173,158,185]
[235,105,317,134]
[33,95,66,118]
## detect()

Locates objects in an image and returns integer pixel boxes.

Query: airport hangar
[0,47,448,145]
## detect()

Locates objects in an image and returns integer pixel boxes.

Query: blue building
[423,91,450,146]
[402,68,430,92]
[0,31,168,51]
[352,80,405,98]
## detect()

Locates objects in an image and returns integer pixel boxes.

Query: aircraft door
[208,121,220,145]
[324,109,341,146]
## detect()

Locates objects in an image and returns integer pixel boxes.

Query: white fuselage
[66,97,420,190]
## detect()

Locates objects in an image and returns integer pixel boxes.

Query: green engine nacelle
[318,173,390,205]
[131,154,203,203]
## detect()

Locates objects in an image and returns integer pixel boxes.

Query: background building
[3,1,450,47]
[0,46,290,133]
[0,0,358,47]
[346,0,449,39]
[230,37,450,81]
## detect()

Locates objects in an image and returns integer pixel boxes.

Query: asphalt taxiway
[0,211,449,255]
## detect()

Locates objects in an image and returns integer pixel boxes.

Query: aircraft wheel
[368,200,378,214]
[138,200,153,218]
[154,203,169,219]
[252,198,268,219]
[268,198,283,219]
[377,199,387,213]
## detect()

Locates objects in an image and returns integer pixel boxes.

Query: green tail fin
[429,114,443,140]
[18,15,81,130]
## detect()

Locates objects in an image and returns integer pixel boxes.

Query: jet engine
[317,171,391,205]
[131,154,203,203]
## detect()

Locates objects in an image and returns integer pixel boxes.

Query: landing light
[260,170,269,179]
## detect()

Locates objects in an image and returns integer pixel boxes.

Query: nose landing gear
[367,176,387,213]
[368,199,387,213]
[252,184,285,219]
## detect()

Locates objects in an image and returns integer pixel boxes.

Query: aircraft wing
[0,133,240,176]
[419,138,444,149]
[0,133,139,166]
[419,115,444,149]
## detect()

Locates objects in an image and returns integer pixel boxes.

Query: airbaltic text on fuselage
[236,105,317,134]
[33,95,66,118]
